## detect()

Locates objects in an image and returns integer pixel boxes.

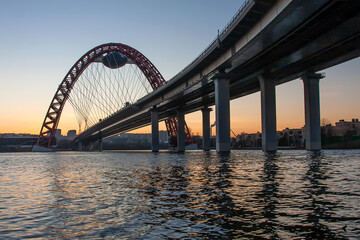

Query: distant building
[55,129,62,138]
[333,119,360,136]
[321,118,360,137]
[278,128,303,147]
[236,132,262,147]
[103,132,170,150]
[320,118,360,147]
[67,130,77,140]
[117,131,168,143]
[236,128,304,148]
[0,133,38,152]
[159,130,169,143]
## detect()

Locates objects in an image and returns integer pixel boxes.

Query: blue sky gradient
[0,0,359,135]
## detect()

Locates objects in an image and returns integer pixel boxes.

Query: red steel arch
[36,43,192,148]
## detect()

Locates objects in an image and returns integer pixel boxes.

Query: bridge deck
[75,0,360,143]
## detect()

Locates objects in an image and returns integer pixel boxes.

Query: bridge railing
[169,0,251,82]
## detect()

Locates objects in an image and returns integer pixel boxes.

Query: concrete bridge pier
[98,130,103,152]
[302,73,324,151]
[259,75,277,152]
[151,108,159,152]
[177,109,185,152]
[99,139,103,152]
[78,141,83,151]
[213,72,230,153]
[201,107,212,151]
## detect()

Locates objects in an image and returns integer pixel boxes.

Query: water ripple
[0,150,359,239]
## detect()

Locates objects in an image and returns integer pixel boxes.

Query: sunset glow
[0,1,359,137]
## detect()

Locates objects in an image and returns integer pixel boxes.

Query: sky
[0,0,359,136]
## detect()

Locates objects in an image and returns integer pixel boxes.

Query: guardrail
[169,0,252,82]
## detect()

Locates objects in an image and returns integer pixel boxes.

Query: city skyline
[0,0,359,136]
[3,116,359,139]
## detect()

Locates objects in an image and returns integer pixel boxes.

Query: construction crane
[210,121,237,138]
[210,121,216,136]
[230,129,237,138]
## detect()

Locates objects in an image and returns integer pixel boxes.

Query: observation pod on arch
[99,51,133,69]
[32,42,192,151]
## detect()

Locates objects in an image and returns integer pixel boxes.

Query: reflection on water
[0,150,359,239]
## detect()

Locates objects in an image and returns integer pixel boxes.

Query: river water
[0,150,359,239]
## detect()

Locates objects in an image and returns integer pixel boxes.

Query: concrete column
[302,73,324,151]
[177,109,185,152]
[201,107,212,151]
[78,141,83,151]
[99,139,103,152]
[151,109,159,152]
[259,75,277,152]
[213,72,230,152]
[98,130,103,152]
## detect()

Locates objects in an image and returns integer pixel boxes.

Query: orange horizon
[1,75,359,137]
[1,111,357,137]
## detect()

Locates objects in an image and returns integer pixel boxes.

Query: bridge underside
[75,0,360,146]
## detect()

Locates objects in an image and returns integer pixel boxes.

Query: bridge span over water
[34,0,360,152]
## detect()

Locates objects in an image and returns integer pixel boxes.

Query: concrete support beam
[213,72,230,153]
[99,139,103,152]
[201,107,212,151]
[302,73,324,151]
[78,141,83,151]
[177,109,185,152]
[259,75,277,152]
[151,109,159,152]
[98,131,103,152]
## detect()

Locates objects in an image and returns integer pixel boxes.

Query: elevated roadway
[75,0,360,152]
